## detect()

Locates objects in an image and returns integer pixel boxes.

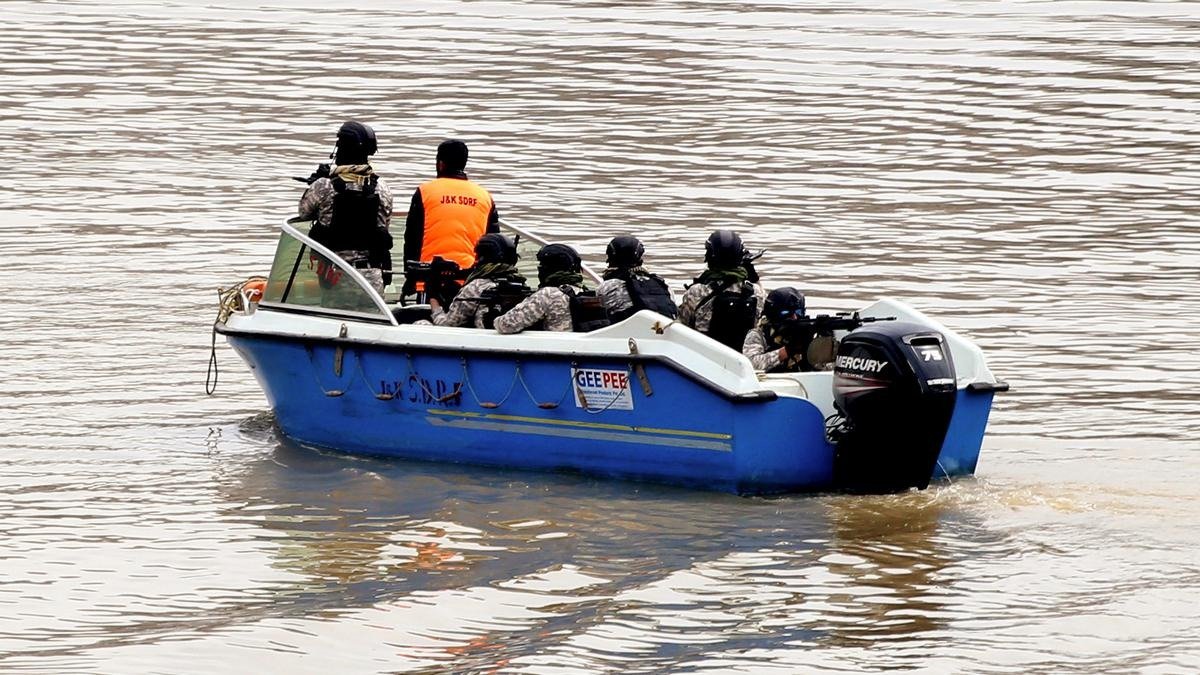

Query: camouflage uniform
[298,165,394,231]
[678,280,767,333]
[431,277,497,328]
[742,327,784,371]
[597,278,634,317]
[743,321,837,373]
[298,165,393,295]
[493,286,578,334]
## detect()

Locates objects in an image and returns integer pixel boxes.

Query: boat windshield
[257,219,599,323]
[259,220,395,322]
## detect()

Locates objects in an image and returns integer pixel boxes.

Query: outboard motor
[830,321,957,493]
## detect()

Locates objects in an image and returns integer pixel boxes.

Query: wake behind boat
[214,220,1007,495]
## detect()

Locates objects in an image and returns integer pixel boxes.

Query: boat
[213,219,1007,495]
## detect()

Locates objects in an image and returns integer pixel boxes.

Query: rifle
[802,311,892,333]
[776,312,895,350]
[767,312,894,370]
[295,141,338,184]
[478,279,534,329]
[293,162,332,185]
[402,256,467,305]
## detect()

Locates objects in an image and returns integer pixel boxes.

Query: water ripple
[1,0,1198,671]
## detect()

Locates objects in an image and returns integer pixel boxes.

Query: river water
[1,0,1198,672]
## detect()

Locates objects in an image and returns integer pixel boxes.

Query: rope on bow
[206,277,267,396]
[205,321,221,396]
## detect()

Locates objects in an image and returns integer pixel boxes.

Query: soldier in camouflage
[297,120,394,296]
[430,233,528,328]
[597,279,634,318]
[597,235,642,317]
[743,287,808,372]
[494,244,587,334]
[678,230,767,340]
[597,235,678,321]
[743,327,785,371]
[678,281,767,334]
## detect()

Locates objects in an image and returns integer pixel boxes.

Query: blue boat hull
[933,387,995,479]
[228,332,987,494]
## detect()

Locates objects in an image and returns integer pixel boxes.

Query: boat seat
[391,304,433,325]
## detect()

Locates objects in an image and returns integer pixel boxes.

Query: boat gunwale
[216,319,781,403]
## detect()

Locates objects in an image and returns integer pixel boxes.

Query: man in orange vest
[402,139,500,295]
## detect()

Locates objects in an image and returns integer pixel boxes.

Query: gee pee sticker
[572,368,633,410]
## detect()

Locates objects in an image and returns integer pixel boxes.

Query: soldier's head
[764,287,805,324]
[474,233,518,266]
[704,229,746,269]
[605,235,644,269]
[335,120,377,165]
[536,243,582,286]
[436,139,469,176]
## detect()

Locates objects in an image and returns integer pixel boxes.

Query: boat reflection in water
[221,425,507,589]
[210,416,1005,671]
[818,492,963,645]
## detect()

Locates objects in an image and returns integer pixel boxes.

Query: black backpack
[562,286,612,332]
[623,273,678,320]
[313,175,381,253]
[704,282,759,350]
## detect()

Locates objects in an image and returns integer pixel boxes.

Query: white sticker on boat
[572,368,634,411]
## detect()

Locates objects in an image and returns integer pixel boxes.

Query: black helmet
[335,120,377,164]
[537,243,581,274]
[606,235,644,268]
[474,233,518,266]
[704,230,746,268]
[437,139,469,173]
[764,287,805,323]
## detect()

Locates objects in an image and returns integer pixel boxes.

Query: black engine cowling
[831,321,957,493]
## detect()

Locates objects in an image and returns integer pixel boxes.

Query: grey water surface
[1,0,1198,672]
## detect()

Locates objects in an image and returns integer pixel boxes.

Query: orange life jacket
[418,177,493,269]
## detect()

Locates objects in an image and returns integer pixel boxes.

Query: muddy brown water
[1,1,1198,672]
